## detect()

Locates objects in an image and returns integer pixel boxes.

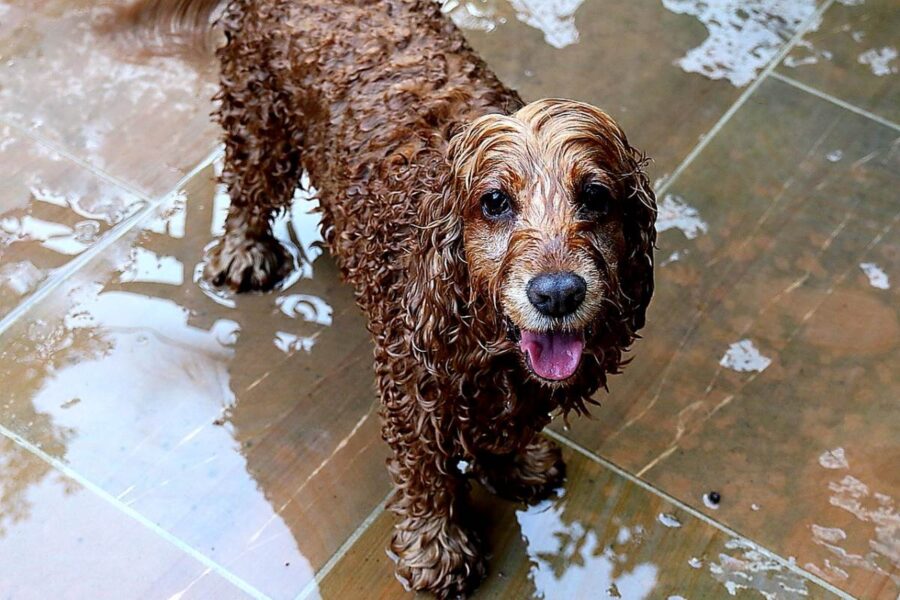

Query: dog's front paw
[203,234,291,292]
[391,519,486,599]
[477,436,566,503]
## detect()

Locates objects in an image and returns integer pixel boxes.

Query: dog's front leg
[383,397,485,599]
[202,6,303,292]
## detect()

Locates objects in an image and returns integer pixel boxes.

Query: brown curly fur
[111,1,656,597]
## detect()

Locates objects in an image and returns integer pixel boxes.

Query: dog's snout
[526,272,586,318]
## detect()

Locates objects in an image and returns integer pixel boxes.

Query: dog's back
[112,0,521,310]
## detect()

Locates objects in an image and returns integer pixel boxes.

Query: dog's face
[448,99,654,385]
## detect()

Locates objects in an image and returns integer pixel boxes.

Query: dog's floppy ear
[403,141,470,380]
[551,100,656,338]
[619,141,656,336]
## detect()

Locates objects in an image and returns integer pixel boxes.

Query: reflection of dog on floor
[114,0,656,596]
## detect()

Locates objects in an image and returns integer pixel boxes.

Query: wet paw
[203,234,291,293]
[391,520,486,600]
[477,436,566,503]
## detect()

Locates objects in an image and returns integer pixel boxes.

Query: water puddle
[709,539,809,598]
[858,262,890,289]
[719,339,773,373]
[656,194,709,240]
[441,0,586,48]
[661,0,817,86]
[804,450,900,588]
[857,46,899,76]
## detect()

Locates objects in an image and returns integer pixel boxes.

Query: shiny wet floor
[0,1,896,599]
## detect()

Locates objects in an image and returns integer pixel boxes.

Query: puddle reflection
[0,168,384,598]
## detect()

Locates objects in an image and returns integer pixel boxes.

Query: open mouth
[508,321,585,382]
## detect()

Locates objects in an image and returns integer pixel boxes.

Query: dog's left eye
[480,190,513,220]
[578,182,613,217]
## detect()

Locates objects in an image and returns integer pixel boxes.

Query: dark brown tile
[316,444,838,599]
[779,0,900,124]
[555,76,899,597]
[0,436,252,599]
[0,1,219,196]
[0,164,390,599]
[445,0,825,178]
[0,124,146,317]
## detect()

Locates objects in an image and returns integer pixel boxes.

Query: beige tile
[556,77,900,597]
[0,124,145,318]
[0,1,219,196]
[779,0,900,124]
[0,436,252,599]
[0,165,390,599]
[317,445,839,599]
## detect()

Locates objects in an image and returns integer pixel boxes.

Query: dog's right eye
[480,190,513,220]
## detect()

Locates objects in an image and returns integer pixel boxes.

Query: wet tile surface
[445,0,824,177]
[556,77,900,597]
[0,1,897,598]
[0,1,220,196]
[0,165,390,599]
[0,124,145,317]
[0,436,249,599]
[318,444,838,599]
[779,0,900,124]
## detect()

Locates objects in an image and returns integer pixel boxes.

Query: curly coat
[113,0,656,596]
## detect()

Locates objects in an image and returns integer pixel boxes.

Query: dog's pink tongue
[519,330,584,381]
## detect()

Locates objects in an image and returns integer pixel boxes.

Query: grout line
[0,422,273,600]
[543,429,855,600]
[0,145,223,339]
[657,0,837,197]
[770,71,900,133]
[295,490,392,600]
[0,116,153,202]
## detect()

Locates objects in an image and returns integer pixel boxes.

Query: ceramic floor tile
[0,435,253,600]
[316,444,839,599]
[555,76,899,597]
[444,0,825,178]
[0,165,390,600]
[779,0,900,124]
[0,1,220,196]
[0,124,146,318]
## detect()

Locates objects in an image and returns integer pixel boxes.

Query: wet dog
[113,1,656,596]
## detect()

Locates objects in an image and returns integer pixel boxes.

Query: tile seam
[0,422,273,600]
[0,115,154,202]
[657,0,838,197]
[0,145,223,339]
[770,71,900,133]
[544,428,856,600]
[295,490,392,600]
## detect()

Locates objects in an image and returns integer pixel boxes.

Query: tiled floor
[0,1,896,599]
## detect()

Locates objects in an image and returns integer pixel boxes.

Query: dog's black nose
[526,272,587,318]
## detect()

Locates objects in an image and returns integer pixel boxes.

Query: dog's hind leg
[203,15,302,292]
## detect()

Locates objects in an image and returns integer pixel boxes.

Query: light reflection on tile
[0,1,220,195]
[0,166,389,599]
[0,437,250,599]
[0,124,145,317]
[317,447,838,599]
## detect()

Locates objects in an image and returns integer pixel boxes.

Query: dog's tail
[98,0,226,57]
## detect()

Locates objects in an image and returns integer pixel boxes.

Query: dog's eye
[578,183,613,217]
[480,189,513,220]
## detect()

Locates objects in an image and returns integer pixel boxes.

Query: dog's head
[409,99,655,389]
